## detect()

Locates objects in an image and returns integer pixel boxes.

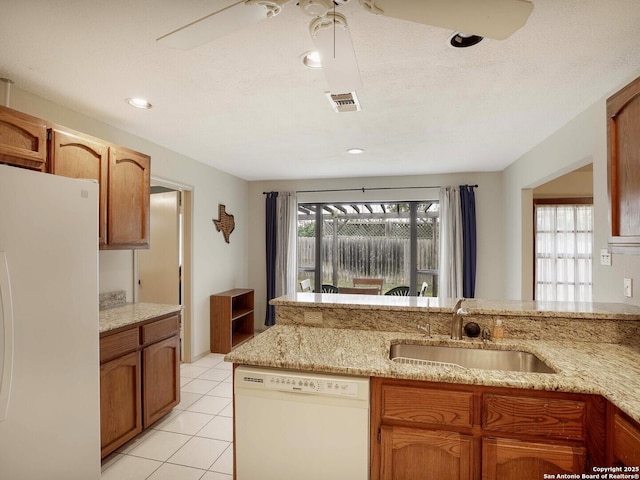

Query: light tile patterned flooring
[101,353,233,480]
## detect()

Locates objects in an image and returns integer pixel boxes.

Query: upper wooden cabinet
[607,75,640,253]
[0,106,48,171]
[48,128,150,249]
[49,128,109,245]
[107,146,150,249]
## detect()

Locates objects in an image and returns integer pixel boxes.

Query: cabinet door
[142,335,180,427]
[380,425,472,480]
[0,106,47,171]
[100,351,142,458]
[107,146,150,248]
[607,75,640,252]
[611,414,640,467]
[49,128,109,245]
[482,437,586,480]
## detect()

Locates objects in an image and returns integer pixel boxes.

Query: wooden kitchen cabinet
[48,128,109,245]
[482,437,586,479]
[370,377,605,480]
[100,351,142,458]
[142,334,180,427]
[0,105,48,171]
[48,127,150,249]
[380,425,472,480]
[608,408,640,467]
[607,75,640,253]
[100,312,180,458]
[210,289,254,354]
[107,145,150,248]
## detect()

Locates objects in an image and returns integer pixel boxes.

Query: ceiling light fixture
[126,97,153,109]
[450,32,483,48]
[302,50,322,69]
[347,148,364,154]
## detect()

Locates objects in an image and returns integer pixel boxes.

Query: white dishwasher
[234,365,370,480]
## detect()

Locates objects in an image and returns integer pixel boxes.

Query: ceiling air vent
[326,92,361,113]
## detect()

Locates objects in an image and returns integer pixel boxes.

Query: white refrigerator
[0,164,101,479]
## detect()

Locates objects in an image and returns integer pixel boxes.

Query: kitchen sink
[390,343,556,374]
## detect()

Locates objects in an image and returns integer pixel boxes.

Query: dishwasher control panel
[238,368,362,398]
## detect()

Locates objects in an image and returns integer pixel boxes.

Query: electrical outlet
[600,248,611,266]
[304,311,323,325]
[624,278,633,298]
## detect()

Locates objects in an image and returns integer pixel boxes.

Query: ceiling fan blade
[157,0,290,49]
[310,13,362,94]
[359,0,534,40]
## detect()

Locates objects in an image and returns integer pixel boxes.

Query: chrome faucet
[451,298,466,340]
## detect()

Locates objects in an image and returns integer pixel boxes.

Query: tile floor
[101,353,234,480]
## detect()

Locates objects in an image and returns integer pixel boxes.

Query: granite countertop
[272,293,640,319]
[99,303,182,333]
[225,324,640,424]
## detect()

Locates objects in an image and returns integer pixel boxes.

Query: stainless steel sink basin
[390,343,555,374]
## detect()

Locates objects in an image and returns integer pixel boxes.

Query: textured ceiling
[1,0,640,181]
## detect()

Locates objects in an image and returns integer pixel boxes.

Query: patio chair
[384,286,411,296]
[321,284,339,293]
[420,282,429,296]
[299,279,312,292]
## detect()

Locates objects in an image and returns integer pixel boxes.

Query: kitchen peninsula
[99,293,182,458]
[226,294,640,478]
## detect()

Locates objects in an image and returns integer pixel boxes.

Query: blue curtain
[459,185,477,298]
[265,192,278,326]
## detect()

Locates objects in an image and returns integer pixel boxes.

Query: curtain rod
[263,184,478,195]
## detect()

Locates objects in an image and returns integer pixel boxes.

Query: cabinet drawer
[141,314,179,345]
[381,385,473,428]
[612,414,640,466]
[100,328,139,363]
[483,394,585,440]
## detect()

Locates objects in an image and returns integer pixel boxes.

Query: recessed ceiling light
[302,50,322,69]
[126,97,153,109]
[450,32,483,48]
[347,148,364,154]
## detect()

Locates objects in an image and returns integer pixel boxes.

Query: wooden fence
[298,237,437,285]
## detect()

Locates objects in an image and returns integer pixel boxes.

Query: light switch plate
[600,248,611,266]
[624,278,633,298]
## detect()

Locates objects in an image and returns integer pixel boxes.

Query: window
[534,200,593,301]
[298,201,439,296]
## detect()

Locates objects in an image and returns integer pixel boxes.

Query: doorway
[135,180,193,363]
[531,163,594,301]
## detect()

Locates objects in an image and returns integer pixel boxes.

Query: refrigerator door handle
[0,252,14,421]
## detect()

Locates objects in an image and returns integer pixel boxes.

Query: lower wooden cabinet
[609,409,640,467]
[100,312,180,458]
[371,377,605,480]
[380,425,472,480]
[482,437,586,480]
[142,335,180,427]
[100,351,142,458]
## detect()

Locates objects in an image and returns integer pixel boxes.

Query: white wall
[502,71,640,305]
[248,172,505,330]
[9,88,250,359]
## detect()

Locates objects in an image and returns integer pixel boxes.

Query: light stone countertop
[272,293,640,319]
[99,303,182,334]
[225,323,640,423]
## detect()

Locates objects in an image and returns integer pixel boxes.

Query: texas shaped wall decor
[213,204,235,243]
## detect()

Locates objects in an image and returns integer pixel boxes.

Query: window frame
[532,197,593,301]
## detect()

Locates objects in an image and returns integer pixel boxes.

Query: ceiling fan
[157,0,534,94]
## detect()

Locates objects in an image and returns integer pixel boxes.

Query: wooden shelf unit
[210,288,254,354]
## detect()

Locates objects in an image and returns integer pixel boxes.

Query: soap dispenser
[492,319,504,341]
